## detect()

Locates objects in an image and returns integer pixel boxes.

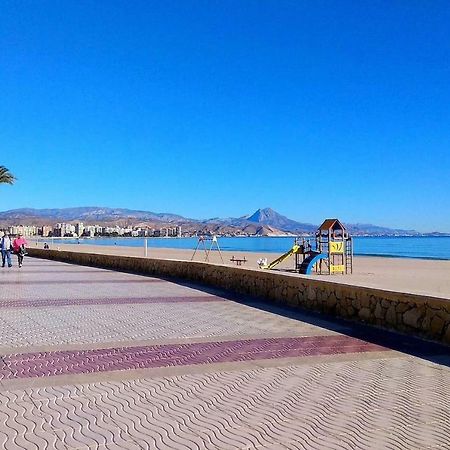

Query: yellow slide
[265,244,301,270]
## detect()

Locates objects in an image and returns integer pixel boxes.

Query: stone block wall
[29,248,450,345]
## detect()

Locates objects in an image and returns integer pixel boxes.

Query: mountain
[345,223,419,235]
[0,207,186,224]
[205,208,420,235]
[240,209,420,235]
[202,208,315,233]
[0,206,425,235]
[244,208,316,232]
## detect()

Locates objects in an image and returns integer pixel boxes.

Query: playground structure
[191,235,224,263]
[262,219,353,275]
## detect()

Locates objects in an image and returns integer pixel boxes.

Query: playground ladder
[345,238,353,274]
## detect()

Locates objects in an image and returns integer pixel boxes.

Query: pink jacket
[13,237,27,252]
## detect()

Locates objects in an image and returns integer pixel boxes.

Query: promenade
[0,258,448,449]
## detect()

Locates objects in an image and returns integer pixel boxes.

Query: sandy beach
[27,240,450,300]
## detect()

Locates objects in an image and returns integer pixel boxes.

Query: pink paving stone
[0,335,388,379]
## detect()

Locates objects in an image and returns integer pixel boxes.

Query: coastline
[355,253,450,261]
[27,240,450,300]
[33,235,450,261]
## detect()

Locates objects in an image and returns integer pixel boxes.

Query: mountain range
[0,207,186,223]
[0,206,429,236]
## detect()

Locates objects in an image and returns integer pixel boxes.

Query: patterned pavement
[0,258,448,449]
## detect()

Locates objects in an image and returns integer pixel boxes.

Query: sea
[52,236,450,261]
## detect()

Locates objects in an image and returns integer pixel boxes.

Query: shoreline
[355,253,450,262]
[27,240,450,300]
[30,237,450,262]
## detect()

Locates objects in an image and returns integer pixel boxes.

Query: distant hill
[0,207,186,224]
[345,223,419,235]
[0,206,424,236]
[203,208,420,236]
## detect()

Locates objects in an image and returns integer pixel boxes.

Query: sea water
[54,236,450,260]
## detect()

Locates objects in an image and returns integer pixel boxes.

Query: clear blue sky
[1,1,449,232]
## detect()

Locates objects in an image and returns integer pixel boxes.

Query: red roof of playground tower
[318,218,347,232]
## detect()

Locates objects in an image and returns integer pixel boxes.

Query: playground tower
[263,218,353,275]
[314,219,353,274]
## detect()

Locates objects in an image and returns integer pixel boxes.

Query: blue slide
[299,252,327,275]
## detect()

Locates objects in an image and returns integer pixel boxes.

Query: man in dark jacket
[1,232,13,268]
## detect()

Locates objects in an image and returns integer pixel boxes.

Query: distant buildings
[75,222,84,237]
[84,225,103,237]
[2,222,204,238]
[7,225,38,237]
[53,223,75,237]
[41,226,52,237]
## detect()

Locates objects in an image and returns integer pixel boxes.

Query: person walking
[1,232,13,268]
[12,233,27,268]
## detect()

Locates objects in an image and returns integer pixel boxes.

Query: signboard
[330,241,345,254]
[330,264,345,274]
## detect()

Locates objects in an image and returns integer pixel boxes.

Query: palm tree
[0,166,16,185]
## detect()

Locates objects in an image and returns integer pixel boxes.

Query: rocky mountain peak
[245,208,316,232]
[247,208,278,222]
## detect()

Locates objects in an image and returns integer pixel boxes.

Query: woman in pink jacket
[13,234,27,268]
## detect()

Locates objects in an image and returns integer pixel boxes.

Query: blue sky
[1,1,449,232]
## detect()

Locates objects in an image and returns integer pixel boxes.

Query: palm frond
[0,166,16,185]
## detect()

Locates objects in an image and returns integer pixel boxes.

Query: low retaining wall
[29,248,450,345]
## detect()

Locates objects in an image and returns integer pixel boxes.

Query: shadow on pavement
[170,277,450,368]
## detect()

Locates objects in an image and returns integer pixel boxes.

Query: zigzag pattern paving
[0,295,224,309]
[0,257,448,449]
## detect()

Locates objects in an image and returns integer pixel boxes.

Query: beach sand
[31,241,450,299]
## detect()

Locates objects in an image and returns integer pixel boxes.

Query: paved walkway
[0,258,448,449]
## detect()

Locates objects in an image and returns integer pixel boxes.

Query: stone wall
[29,248,450,345]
